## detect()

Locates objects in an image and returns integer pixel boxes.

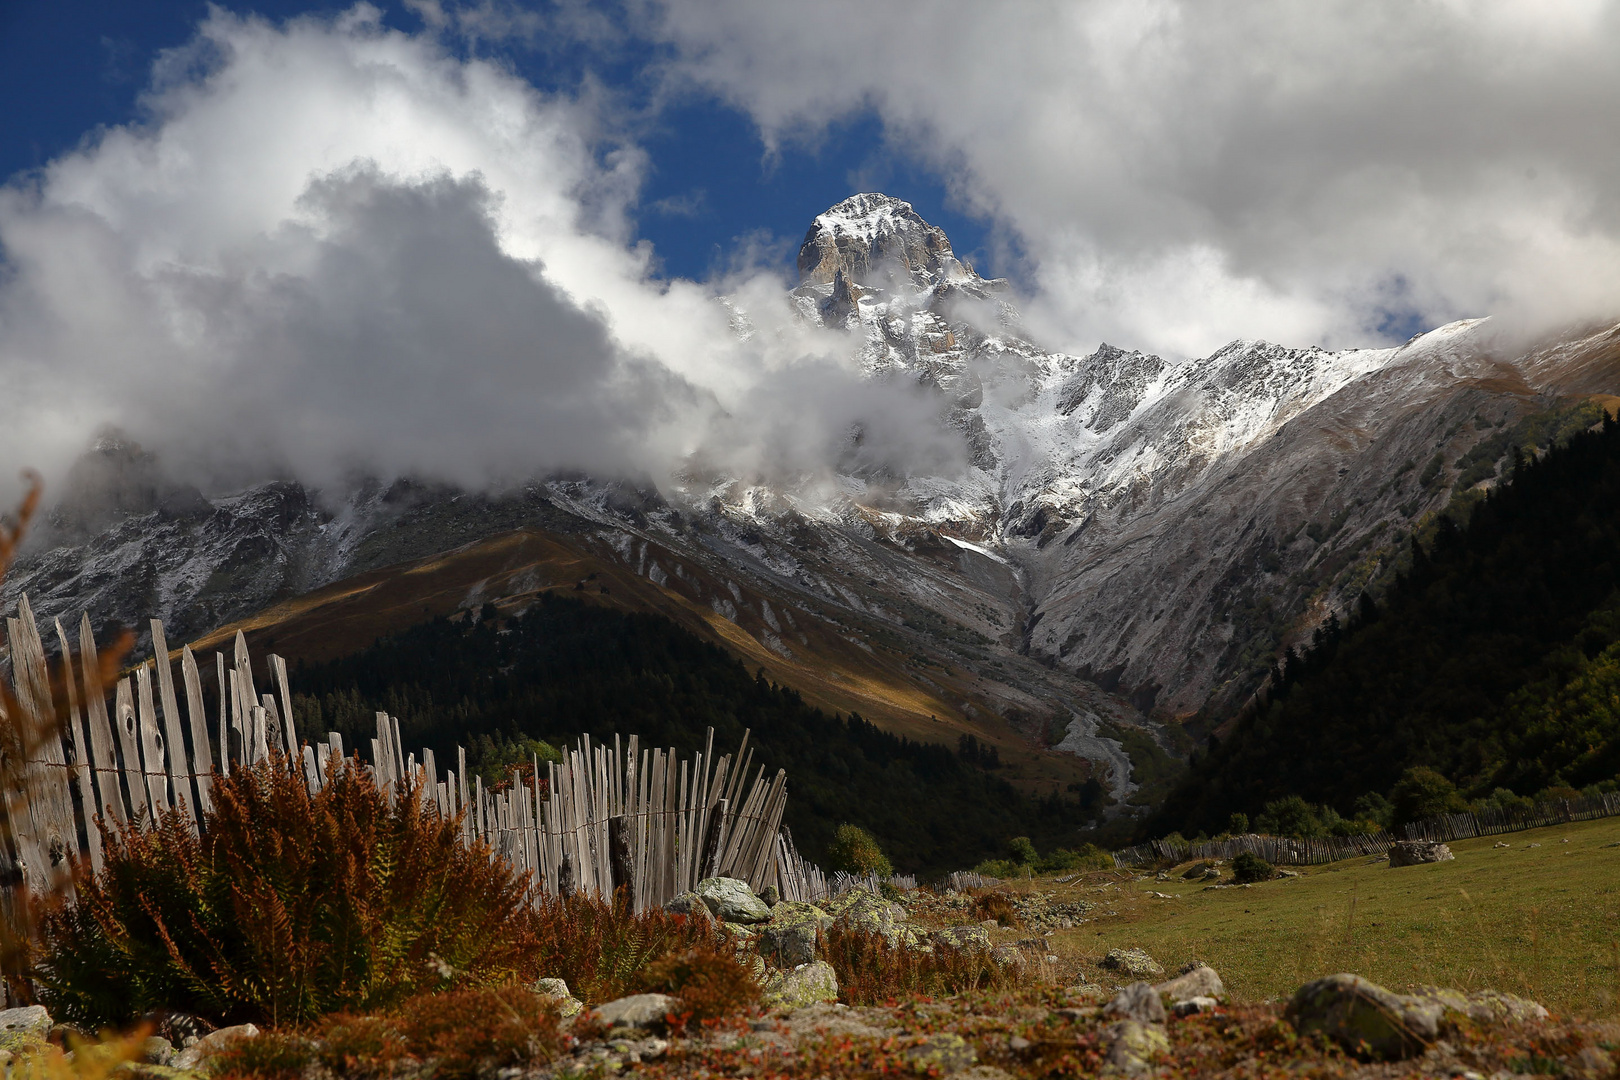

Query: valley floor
[1055,816,1620,1017]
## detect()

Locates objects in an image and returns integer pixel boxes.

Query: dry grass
[640,944,761,1028]
[213,987,567,1080]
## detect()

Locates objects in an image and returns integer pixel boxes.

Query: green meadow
[1047,816,1620,1017]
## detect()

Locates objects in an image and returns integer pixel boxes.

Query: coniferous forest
[289,592,1104,874]
[1157,412,1620,836]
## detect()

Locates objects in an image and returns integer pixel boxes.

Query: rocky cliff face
[8,193,1620,804]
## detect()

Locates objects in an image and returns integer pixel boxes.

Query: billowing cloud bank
[0,7,957,501]
[9,1,1620,504]
[654,0,1620,357]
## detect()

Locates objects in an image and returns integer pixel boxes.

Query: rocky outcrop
[1388,841,1455,867]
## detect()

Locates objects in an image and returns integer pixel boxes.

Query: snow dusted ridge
[8,192,1619,778]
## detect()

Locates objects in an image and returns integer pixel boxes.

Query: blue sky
[0,0,999,285]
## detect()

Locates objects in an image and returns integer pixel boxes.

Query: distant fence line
[1,595,830,912]
[1113,790,1620,868]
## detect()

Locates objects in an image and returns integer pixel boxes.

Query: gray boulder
[759,901,831,967]
[664,890,717,925]
[591,993,678,1032]
[931,925,993,954]
[173,1024,261,1071]
[762,960,840,1009]
[1154,964,1224,1002]
[1104,982,1166,1025]
[0,1007,51,1041]
[695,877,772,924]
[1388,841,1455,867]
[1101,947,1165,980]
[1286,974,1438,1060]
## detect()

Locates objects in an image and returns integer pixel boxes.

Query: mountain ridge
[9,192,1620,816]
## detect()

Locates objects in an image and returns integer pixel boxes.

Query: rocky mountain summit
[9,193,1620,810]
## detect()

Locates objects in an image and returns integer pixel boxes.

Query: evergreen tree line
[1155,412,1620,838]
[289,591,1101,875]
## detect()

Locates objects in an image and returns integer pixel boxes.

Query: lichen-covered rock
[695,877,772,923]
[534,977,584,1018]
[1154,963,1224,1002]
[903,1032,977,1074]
[931,925,992,954]
[1104,1019,1169,1074]
[762,961,840,1009]
[1286,974,1438,1060]
[1408,985,1548,1024]
[1104,983,1166,1025]
[591,993,678,1032]
[1388,841,1455,867]
[173,1024,260,1071]
[759,901,831,967]
[1101,948,1164,980]
[0,1007,50,1043]
[825,887,908,943]
[990,944,1028,971]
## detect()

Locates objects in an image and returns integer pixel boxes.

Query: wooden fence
[1,596,828,912]
[1399,792,1620,842]
[1114,790,1620,868]
[1112,830,1395,869]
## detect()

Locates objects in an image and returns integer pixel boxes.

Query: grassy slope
[1036,816,1620,1017]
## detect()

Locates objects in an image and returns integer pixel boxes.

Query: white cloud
[650,0,1620,355]
[0,4,958,503]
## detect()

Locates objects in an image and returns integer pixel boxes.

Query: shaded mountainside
[288,590,1103,874]
[1156,413,1620,835]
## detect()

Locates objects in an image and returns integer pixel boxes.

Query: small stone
[1101,948,1165,980]
[1527,843,1541,849]
[590,993,678,1033]
[1008,1035,1032,1051]
[1154,964,1224,1002]
[981,918,999,929]
[760,885,781,907]
[173,1024,260,1071]
[762,960,839,1009]
[825,888,909,943]
[1104,983,1166,1025]
[1494,841,1510,848]
[903,1032,977,1074]
[1388,841,1455,867]
[1173,996,1218,1017]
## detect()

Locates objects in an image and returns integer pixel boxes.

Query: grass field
[1036,815,1620,1018]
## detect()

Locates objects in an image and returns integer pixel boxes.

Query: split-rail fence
[0,596,829,911]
